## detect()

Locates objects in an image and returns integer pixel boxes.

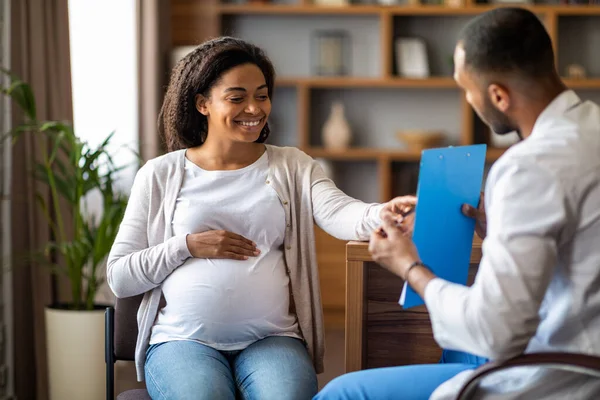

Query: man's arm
[423,162,566,359]
[406,265,436,297]
[370,160,567,360]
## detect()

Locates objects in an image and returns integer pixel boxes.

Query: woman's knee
[145,341,236,399]
[146,363,236,400]
[235,337,318,399]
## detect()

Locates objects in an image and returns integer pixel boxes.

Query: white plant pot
[45,307,106,400]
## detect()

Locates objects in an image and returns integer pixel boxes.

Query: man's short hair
[458,7,556,79]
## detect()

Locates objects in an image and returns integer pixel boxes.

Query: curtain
[11,1,73,399]
[137,0,171,161]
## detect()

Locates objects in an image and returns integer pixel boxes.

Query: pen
[394,207,415,231]
[400,207,415,219]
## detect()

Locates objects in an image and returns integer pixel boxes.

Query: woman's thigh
[314,363,477,400]
[145,340,236,400]
[233,336,318,400]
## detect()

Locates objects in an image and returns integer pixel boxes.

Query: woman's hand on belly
[186,230,261,260]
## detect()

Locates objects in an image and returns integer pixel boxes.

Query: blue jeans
[145,336,318,400]
[314,350,489,400]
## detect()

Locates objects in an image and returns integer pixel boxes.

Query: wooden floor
[114,326,347,395]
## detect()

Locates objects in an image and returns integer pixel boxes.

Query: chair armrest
[456,352,600,400]
[105,306,115,400]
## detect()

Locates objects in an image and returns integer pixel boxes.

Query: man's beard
[481,96,521,139]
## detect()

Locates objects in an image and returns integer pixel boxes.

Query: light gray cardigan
[107,144,384,381]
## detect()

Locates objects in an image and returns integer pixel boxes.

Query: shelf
[305,147,421,161]
[392,5,600,16]
[276,77,457,88]
[218,4,382,15]
[306,146,506,162]
[276,77,600,90]
[537,5,600,16]
[217,4,481,16]
[564,78,600,89]
[218,4,600,17]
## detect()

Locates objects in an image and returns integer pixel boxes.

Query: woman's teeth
[237,119,261,127]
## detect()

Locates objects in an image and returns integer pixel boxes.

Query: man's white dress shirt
[426,90,600,400]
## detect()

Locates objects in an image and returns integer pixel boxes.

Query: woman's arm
[310,161,384,241]
[107,164,191,298]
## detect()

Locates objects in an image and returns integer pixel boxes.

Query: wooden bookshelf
[305,147,506,162]
[276,76,457,88]
[306,147,422,161]
[218,4,383,15]
[565,78,600,89]
[217,4,600,16]
[276,77,600,89]
[169,0,600,325]
[306,146,505,161]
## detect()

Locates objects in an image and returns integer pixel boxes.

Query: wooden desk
[345,237,483,373]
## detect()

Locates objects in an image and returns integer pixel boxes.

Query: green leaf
[1,78,37,121]
[1,123,38,143]
[34,192,58,235]
[48,131,67,164]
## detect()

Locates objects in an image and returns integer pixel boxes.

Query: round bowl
[396,130,446,150]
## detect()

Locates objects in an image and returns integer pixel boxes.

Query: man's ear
[195,94,209,116]
[487,83,510,113]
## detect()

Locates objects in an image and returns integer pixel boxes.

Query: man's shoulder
[488,117,599,197]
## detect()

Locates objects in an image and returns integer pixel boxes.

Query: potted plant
[2,70,131,399]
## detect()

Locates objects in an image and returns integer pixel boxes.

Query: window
[68,0,138,196]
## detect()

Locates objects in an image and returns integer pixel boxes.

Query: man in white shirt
[315,7,600,400]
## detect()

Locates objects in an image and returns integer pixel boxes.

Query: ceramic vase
[322,101,351,150]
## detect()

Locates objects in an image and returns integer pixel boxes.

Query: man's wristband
[404,260,429,281]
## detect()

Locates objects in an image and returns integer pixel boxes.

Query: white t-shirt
[149,151,301,350]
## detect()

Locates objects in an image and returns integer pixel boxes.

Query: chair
[105,295,151,400]
[456,352,600,400]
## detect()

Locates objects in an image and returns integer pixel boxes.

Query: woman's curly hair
[159,37,276,152]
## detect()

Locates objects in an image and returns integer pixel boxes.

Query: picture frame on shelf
[395,37,430,79]
[312,30,351,76]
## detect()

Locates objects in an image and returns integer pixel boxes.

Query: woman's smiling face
[195,63,271,144]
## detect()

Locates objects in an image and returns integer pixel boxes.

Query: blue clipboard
[399,144,487,309]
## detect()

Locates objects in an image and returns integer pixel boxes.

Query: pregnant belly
[155,252,295,346]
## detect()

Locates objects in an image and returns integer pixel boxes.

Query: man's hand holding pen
[379,195,417,237]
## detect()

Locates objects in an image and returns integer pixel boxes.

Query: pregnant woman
[108,36,403,400]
